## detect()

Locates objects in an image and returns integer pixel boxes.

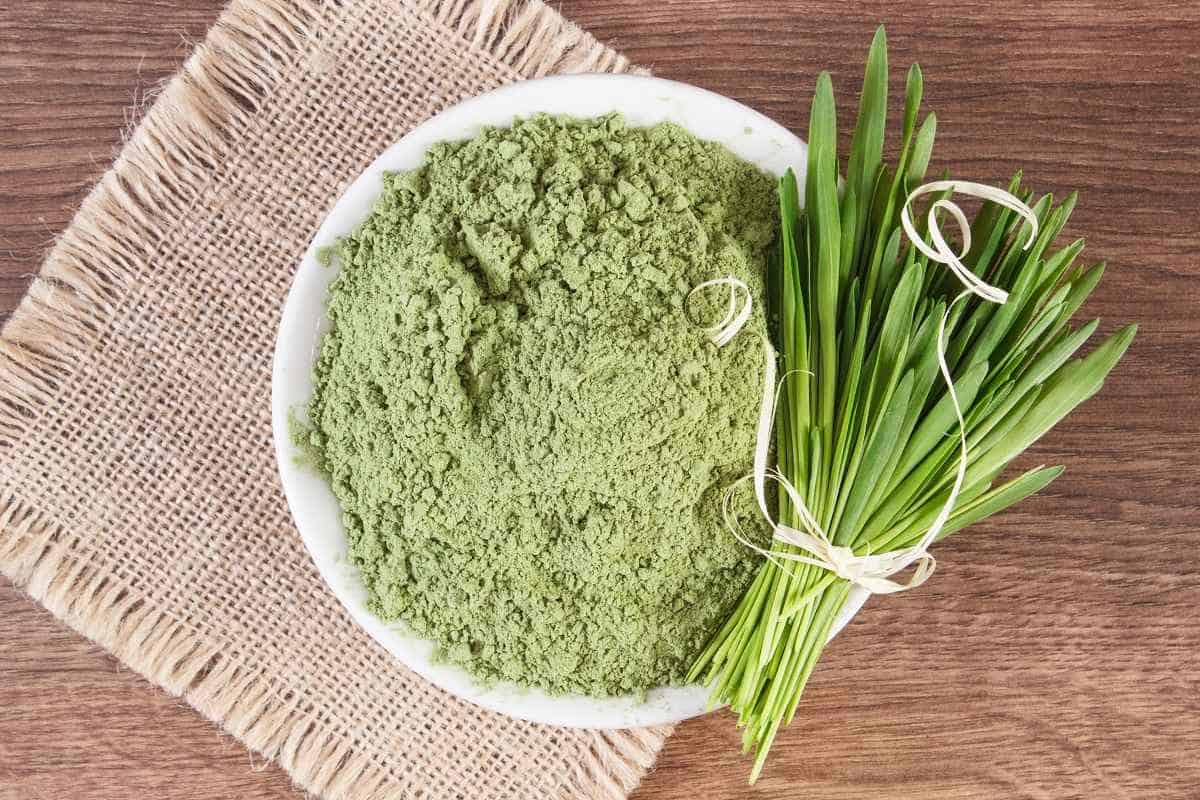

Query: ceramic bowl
[271,73,868,729]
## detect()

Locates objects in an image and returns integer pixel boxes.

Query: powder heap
[306,114,776,696]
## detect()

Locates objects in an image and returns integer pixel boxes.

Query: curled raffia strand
[899,179,1039,304]
[685,276,753,347]
[703,179,1037,596]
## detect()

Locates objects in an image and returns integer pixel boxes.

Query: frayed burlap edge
[0,1,666,798]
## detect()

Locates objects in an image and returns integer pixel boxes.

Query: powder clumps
[306,113,776,696]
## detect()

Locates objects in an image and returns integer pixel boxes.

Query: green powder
[305,114,776,696]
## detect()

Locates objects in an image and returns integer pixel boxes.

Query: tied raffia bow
[687,180,1039,596]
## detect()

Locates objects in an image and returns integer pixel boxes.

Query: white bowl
[271,73,868,729]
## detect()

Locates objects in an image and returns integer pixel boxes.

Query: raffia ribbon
[688,180,1039,596]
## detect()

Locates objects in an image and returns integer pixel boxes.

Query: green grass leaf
[847,26,888,244]
[905,113,937,186]
[836,369,915,544]
[965,324,1137,484]
[937,465,1064,540]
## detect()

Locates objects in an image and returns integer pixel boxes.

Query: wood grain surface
[2,1,1198,798]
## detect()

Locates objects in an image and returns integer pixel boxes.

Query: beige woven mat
[0,1,672,797]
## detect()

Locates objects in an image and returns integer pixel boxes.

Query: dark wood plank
[2,1,1198,799]
[0,0,227,323]
[0,584,300,800]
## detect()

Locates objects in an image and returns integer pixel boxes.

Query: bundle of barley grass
[687,27,1135,781]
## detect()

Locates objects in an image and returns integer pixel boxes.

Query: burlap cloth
[0,1,673,797]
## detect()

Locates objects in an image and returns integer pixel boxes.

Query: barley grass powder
[302,114,776,695]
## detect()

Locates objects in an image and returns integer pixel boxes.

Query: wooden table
[2,2,1198,798]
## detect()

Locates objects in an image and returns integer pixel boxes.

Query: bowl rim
[270,72,867,729]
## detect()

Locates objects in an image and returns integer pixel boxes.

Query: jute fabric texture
[0,1,671,797]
